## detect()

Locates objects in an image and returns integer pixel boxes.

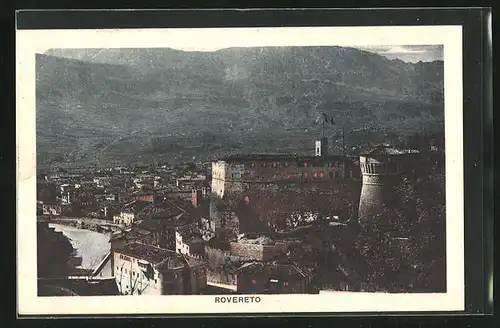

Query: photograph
[17,25,464,315]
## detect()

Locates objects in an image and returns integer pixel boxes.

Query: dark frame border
[14,8,493,318]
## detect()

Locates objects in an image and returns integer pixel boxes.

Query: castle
[211,137,360,199]
[358,143,420,225]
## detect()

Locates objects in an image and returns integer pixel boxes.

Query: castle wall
[358,155,403,226]
[211,158,355,199]
[229,241,287,261]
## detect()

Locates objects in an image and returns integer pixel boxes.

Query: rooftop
[217,153,351,163]
[235,262,310,280]
[122,200,151,213]
[184,234,205,244]
[114,242,176,264]
[362,144,420,156]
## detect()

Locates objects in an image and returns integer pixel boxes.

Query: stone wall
[229,241,287,261]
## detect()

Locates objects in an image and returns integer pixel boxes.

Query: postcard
[16,25,464,315]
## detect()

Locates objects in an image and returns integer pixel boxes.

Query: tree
[116,262,151,295]
[352,158,446,292]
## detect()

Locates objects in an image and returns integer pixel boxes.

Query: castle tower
[357,144,417,226]
[315,137,328,156]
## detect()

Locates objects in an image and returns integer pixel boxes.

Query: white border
[16,26,464,315]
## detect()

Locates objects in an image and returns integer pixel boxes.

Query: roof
[148,201,186,218]
[235,262,310,280]
[176,224,196,237]
[238,236,275,245]
[92,251,112,276]
[218,153,351,163]
[114,242,176,264]
[122,200,151,213]
[361,144,420,156]
[109,227,152,242]
[185,235,205,244]
[154,252,189,271]
[182,254,207,268]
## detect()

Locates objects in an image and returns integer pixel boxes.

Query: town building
[235,262,313,294]
[42,203,62,216]
[229,235,289,262]
[113,242,207,295]
[112,200,201,250]
[113,200,151,226]
[130,190,155,203]
[175,225,205,257]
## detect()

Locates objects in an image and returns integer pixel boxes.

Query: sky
[354,45,443,63]
[42,44,444,64]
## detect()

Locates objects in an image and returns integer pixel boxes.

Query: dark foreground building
[235,262,313,294]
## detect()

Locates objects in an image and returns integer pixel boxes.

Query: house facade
[113,242,208,295]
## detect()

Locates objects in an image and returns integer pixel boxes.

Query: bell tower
[315,137,328,157]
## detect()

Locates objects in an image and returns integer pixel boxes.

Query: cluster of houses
[37,162,315,295]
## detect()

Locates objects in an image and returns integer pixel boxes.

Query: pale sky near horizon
[40,44,443,63]
[355,45,443,63]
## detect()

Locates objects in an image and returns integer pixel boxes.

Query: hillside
[37,47,444,168]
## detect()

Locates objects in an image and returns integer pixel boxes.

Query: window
[252,280,256,285]
[133,272,135,276]
[155,279,157,284]
[304,162,308,167]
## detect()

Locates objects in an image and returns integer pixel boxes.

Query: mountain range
[36,46,444,168]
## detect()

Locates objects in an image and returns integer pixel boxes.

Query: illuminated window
[304,162,308,167]
[313,173,317,178]
[320,172,324,178]
[252,280,256,285]
[304,173,308,177]
[284,282,289,286]
[287,175,291,179]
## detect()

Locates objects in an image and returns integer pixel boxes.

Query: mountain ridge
[36,47,444,168]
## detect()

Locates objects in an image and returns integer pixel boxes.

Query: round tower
[357,144,416,227]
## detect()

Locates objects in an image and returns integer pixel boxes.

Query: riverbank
[49,223,111,270]
[43,216,123,234]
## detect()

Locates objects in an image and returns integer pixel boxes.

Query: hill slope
[37,47,444,168]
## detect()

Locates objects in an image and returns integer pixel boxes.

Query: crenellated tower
[358,144,419,226]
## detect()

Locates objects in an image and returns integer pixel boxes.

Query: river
[49,223,111,270]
